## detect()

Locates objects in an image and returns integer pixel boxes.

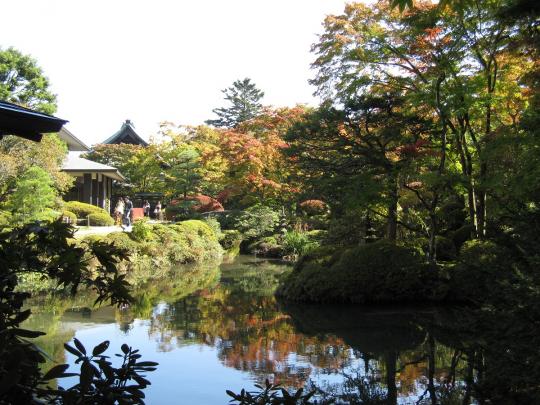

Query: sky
[0,0,350,146]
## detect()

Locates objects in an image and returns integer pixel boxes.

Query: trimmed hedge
[61,211,77,224]
[64,201,109,218]
[277,240,443,304]
[87,212,114,226]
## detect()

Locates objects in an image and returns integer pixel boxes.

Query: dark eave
[0,100,67,142]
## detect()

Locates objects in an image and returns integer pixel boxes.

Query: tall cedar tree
[206,78,264,128]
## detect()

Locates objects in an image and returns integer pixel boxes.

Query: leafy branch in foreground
[41,339,158,404]
[227,379,315,405]
[0,220,157,404]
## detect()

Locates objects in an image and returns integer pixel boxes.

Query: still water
[26,255,520,404]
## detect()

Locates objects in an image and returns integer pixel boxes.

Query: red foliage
[299,199,328,215]
[171,194,224,213]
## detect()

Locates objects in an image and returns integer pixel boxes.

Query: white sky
[0,0,350,146]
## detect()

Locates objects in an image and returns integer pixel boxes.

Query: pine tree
[206,78,264,128]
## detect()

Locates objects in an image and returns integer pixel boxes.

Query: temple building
[102,119,148,146]
[60,128,125,212]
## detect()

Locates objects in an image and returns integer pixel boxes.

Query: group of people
[114,197,162,229]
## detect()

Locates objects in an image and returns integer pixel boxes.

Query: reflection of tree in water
[147,288,354,387]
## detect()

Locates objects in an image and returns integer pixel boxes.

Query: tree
[310,0,532,240]
[206,78,265,128]
[0,47,57,114]
[0,221,157,403]
[286,95,436,245]
[0,134,72,199]
[3,166,58,225]
[84,144,163,194]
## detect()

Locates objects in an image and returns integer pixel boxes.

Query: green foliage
[87,212,114,226]
[131,219,153,242]
[220,230,243,257]
[61,210,77,224]
[42,339,157,404]
[246,236,284,258]
[0,220,157,403]
[206,78,265,128]
[283,230,319,258]
[0,210,11,229]
[277,241,443,303]
[83,221,224,279]
[235,205,280,240]
[227,379,314,405]
[3,166,58,226]
[64,201,109,218]
[203,216,223,241]
[0,134,72,197]
[449,240,518,303]
[0,47,57,114]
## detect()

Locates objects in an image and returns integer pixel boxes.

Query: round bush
[87,212,114,226]
[64,201,109,218]
[278,240,442,303]
[61,210,77,224]
[449,239,516,302]
[299,199,329,216]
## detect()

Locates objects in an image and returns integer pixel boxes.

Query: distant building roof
[102,119,148,146]
[57,127,90,151]
[0,100,67,142]
[62,152,126,181]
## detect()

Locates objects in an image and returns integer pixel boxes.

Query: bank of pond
[25,252,540,404]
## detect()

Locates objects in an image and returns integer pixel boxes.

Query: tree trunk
[385,351,398,405]
[387,172,399,242]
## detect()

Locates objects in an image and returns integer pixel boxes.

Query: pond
[25,255,532,404]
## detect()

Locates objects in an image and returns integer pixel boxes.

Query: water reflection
[27,256,540,404]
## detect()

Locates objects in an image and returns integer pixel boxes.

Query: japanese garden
[0,0,539,403]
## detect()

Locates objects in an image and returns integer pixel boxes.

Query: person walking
[154,200,162,221]
[114,197,125,226]
[123,196,133,229]
[143,200,150,217]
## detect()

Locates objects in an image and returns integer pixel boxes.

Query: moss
[277,240,444,304]
[64,201,109,218]
[87,212,114,226]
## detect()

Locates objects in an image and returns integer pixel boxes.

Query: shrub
[434,236,457,261]
[277,240,443,303]
[131,219,153,242]
[0,210,11,229]
[64,201,109,218]
[299,199,328,216]
[449,239,517,303]
[283,230,319,257]
[87,212,114,226]
[203,217,223,241]
[61,210,77,224]
[324,212,379,246]
[247,235,284,258]
[450,224,475,251]
[102,232,139,252]
[234,205,280,239]
[220,230,243,251]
